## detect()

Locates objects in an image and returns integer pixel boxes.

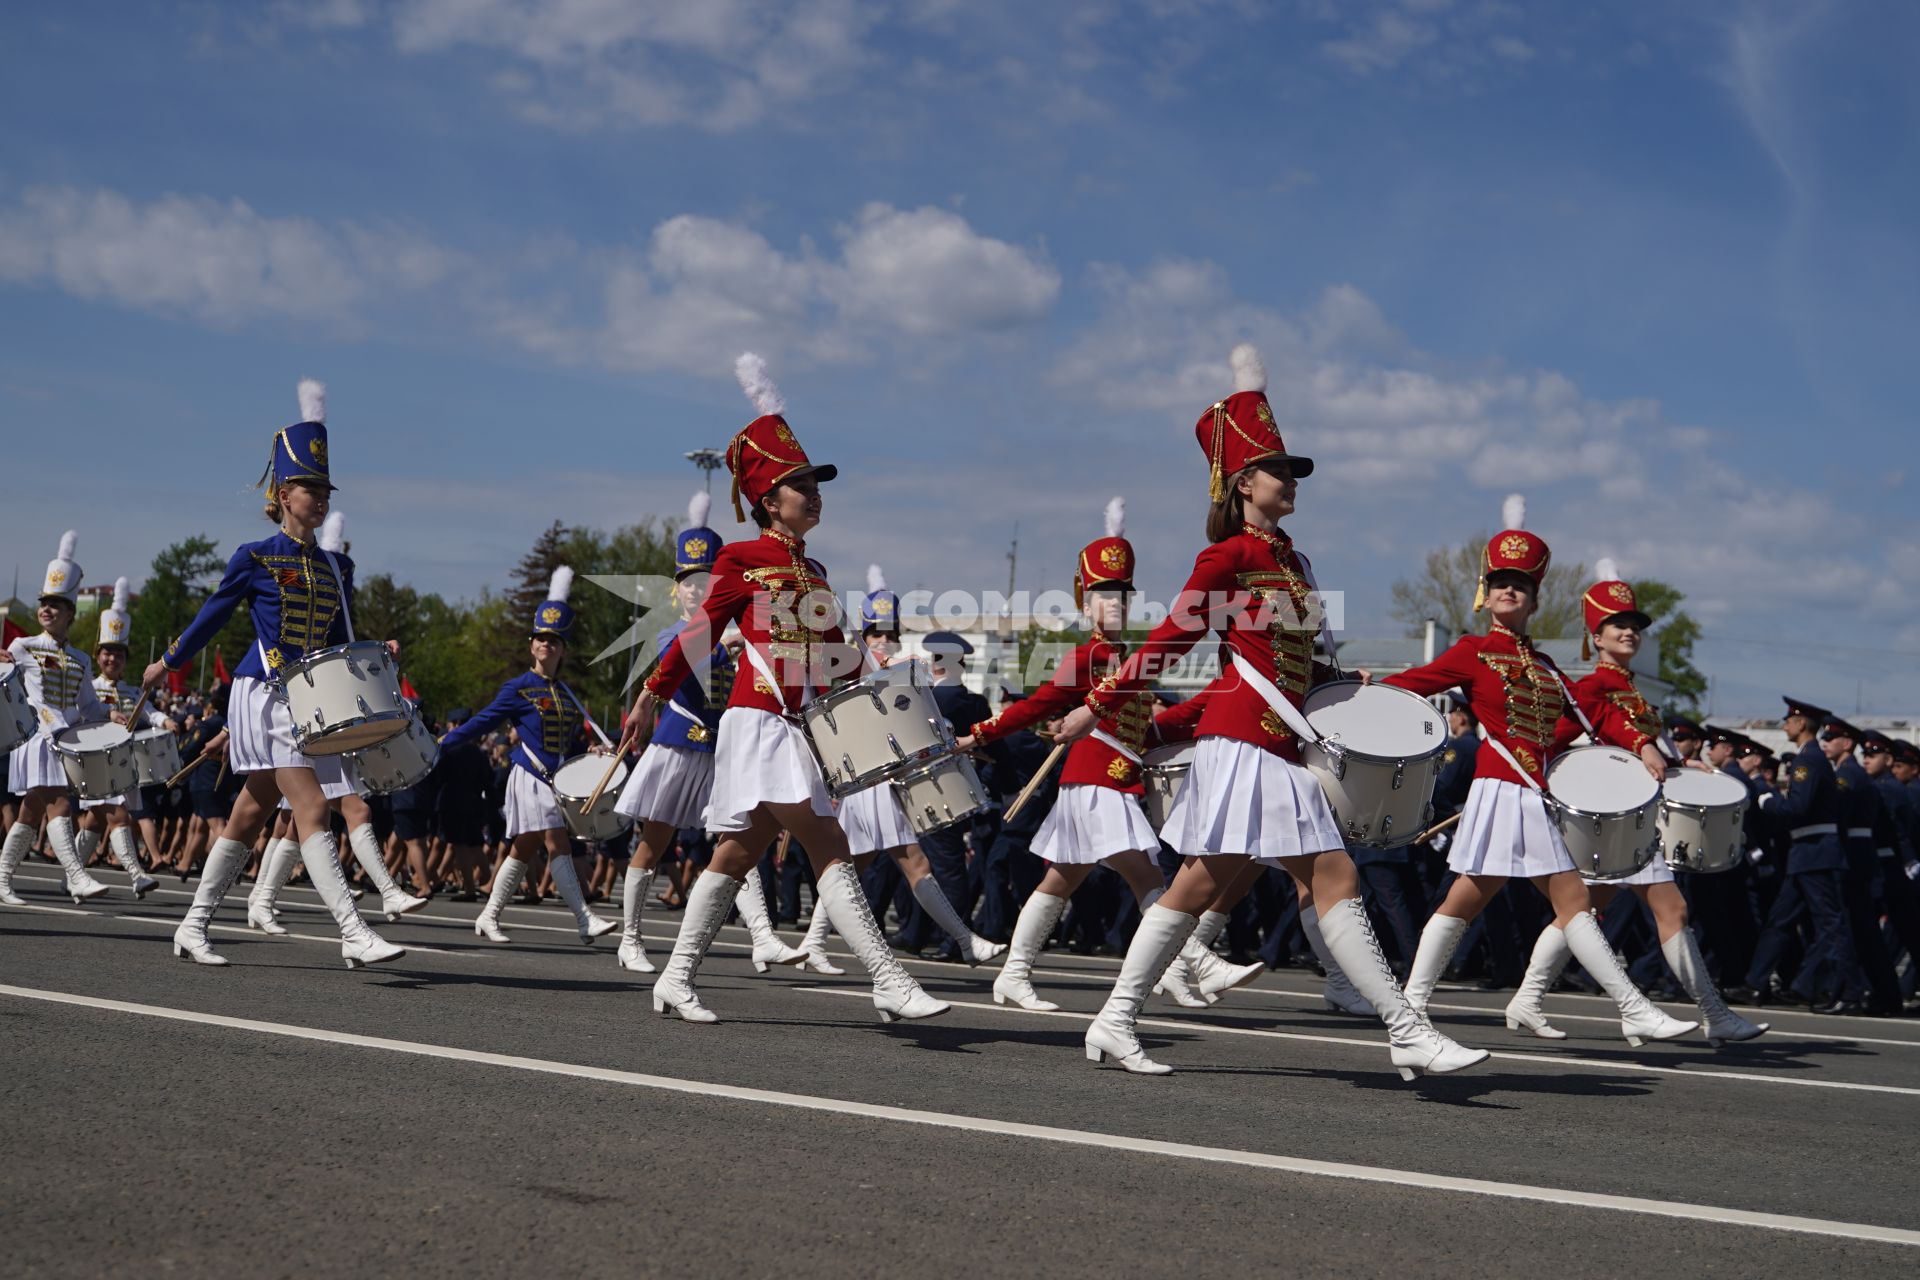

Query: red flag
[400,674,420,701]
[167,661,189,694]
[213,649,231,686]
[1,616,23,647]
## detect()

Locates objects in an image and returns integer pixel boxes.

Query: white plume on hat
[1595,556,1619,582]
[1104,496,1126,538]
[112,576,129,611]
[318,511,346,553]
[734,352,785,416]
[688,490,712,528]
[99,575,132,646]
[867,563,887,593]
[1502,493,1526,530]
[41,530,81,601]
[1230,343,1267,393]
[298,378,327,424]
[547,565,574,604]
[58,530,78,561]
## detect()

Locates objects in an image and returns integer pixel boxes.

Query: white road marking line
[794,988,1920,1097]
[0,900,462,957]
[2,983,1914,1249]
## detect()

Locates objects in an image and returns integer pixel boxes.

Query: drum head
[1547,746,1657,812]
[1662,768,1748,808]
[58,722,132,751]
[1143,741,1196,770]
[554,754,624,798]
[1303,681,1446,758]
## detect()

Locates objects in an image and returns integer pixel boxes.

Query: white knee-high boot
[817,861,948,1022]
[301,833,405,969]
[994,890,1067,1011]
[652,870,741,1023]
[475,857,526,942]
[47,817,109,902]
[75,824,103,867]
[1300,902,1376,1016]
[247,838,300,936]
[0,821,35,904]
[1504,925,1571,1038]
[347,824,427,920]
[910,875,1006,966]
[1182,908,1262,999]
[1086,904,1195,1074]
[1562,910,1698,1045]
[171,837,252,965]
[107,826,158,898]
[617,867,656,972]
[799,892,844,973]
[1403,914,1468,1014]
[1662,927,1767,1047]
[1318,898,1489,1080]
[736,865,805,971]
[548,852,616,944]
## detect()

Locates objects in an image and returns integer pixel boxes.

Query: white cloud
[1309,0,1542,82]
[0,186,457,325]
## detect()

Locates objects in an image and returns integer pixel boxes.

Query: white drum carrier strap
[556,679,615,750]
[1233,658,1324,750]
[1485,735,1546,794]
[742,639,822,713]
[1542,663,1596,738]
[318,548,357,643]
[1090,726,1143,765]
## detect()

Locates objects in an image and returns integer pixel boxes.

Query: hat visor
[1252,452,1313,479]
[782,463,838,486]
[1601,609,1654,632]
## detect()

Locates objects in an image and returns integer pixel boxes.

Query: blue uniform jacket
[1834,757,1882,872]
[1758,739,1846,874]
[442,670,589,779]
[165,533,354,682]
[1870,773,1912,861]
[648,618,730,754]
[1721,759,1770,857]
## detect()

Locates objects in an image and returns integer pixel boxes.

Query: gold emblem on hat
[1100,545,1126,572]
[46,568,67,588]
[540,605,563,626]
[1255,402,1275,424]
[1609,582,1633,602]
[684,536,709,559]
[774,422,795,444]
[310,438,327,465]
[1499,533,1530,559]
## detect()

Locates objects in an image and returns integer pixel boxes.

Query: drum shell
[1546,746,1661,880]
[351,715,441,795]
[131,728,184,787]
[552,755,634,842]
[1298,681,1446,849]
[892,754,988,835]
[53,725,140,800]
[282,641,411,755]
[1657,795,1748,874]
[803,665,950,795]
[0,668,34,754]
[1140,741,1195,830]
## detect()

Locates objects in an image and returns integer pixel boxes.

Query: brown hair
[1205,470,1252,543]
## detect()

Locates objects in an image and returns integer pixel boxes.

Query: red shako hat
[725,353,838,522]
[1477,493,1551,612]
[1075,496,1135,608]
[1195,343,1313,502]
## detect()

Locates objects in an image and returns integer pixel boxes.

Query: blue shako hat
[261,378,337,492]
[676,490,721,579]
[860,563,899,634]
[533,566,576,639]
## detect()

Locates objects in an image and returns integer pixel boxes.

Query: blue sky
[2,1,1915,716]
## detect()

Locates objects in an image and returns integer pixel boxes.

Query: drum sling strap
[257,545,359,684]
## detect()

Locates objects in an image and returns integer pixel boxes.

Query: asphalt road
[4,865,1918,1278]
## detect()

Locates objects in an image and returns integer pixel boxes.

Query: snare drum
[0,665,35,754]
[803,661,951,796]
[131,727,184,787]
[1657,768,1749,874]
[893,753,988,836]
[351,714,441,795]
[1298,681,1447,848]
[281,641,410,755]
[552,754,634,842]
[52,722,140,800]
[1140,741,1195,830]
[1544,746,1660,880]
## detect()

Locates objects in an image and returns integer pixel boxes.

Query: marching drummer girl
[140,380,404,969]
[442,566,619,946]
[1382,500,1697,1046]
[796,562,1008,976]
[617,353,947,1025]
[1052,345,1484,1078]
[611,491,803,975]
[0,532,119,906]
[76,577,173,898]
[1500,564,1766,1047]
[953,500,1211,1012]
[243,511,427,935]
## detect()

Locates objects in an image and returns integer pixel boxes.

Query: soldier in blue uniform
[444,566,619,947]
[892,630,994,957]
[1862,733,1920,1002]
[1733,697,1853,1008]
[1821,719,1902,1014]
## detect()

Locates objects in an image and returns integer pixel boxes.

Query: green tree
[1629,579,1706,716]
[1390,535,1587,640]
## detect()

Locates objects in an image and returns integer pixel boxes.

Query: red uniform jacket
[1382,624,1585,788]
[1086,525,1335,762]
[646,529,848,716]
[969,638,1209,794]
[1570,661,1663,757]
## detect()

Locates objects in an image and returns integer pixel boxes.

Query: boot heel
[992,991,1008,1006]
[1625,1034,1645,1047]
[877,1007,896,1023]
[752,959,770,974]
[1085,1045,1105,1063]
[171,942,185,959]
[652,996,669,1016]
[1397,1066,1419,1082]
[345,956,361,970]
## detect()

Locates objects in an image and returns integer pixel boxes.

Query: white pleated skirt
[80,787,142,814]
[10,734,69,792]
[1449,777,1576,878]
[504,763,564,839]
[1166,735,1345,864]
[615,743,714,830]
[1586,850,1674,887]
[839,781,916,856]
[1033,783,1159,864]
[704,707,833,834]
[228,675,349,793]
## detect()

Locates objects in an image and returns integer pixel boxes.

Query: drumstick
[582,750,626,816]
[774,831,792,862]
[1414,812,1463,844]
[1004,741,1068,826]
[166,749,210,788]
